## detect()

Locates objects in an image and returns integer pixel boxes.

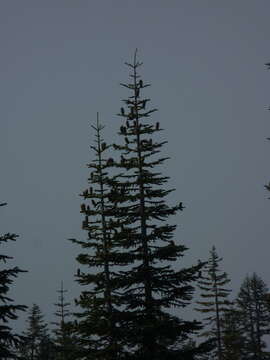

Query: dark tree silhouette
[52,281,77,360]
[19,303,48,360]
[109,51,206,359]
[195,246,231,360]
[0,202,27,358]
[72,52,210,360]
[236,273,270,360]
[71,115,127,359]
[221,304,245,360]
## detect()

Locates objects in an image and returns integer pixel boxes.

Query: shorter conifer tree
[52,281,77,360]
[236,273,270,359]
[19,303,48,360]
[195,246,231,360]
[0,202,27,358]
[71,115,127,359]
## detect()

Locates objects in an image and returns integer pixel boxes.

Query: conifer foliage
[236,273,270,359]
[109,50,205,359]
[71,115,126,359]
[72,52,207,359]
[19,303,49,360]
[52,281,76,360]
[195,246,231,360]
[221,305,244,360]
[0,202,27,358]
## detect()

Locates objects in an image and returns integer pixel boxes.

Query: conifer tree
[0,202,27,359]
[221,305,245,360]
[71,115,127,359]
[19,303,48,360]
[52,281,76,360]
[236,273,270,359]
[108,50,206,359]
[195,246,231,360]
[72,53,209,359]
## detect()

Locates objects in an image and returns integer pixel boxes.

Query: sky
[1,0,270,332]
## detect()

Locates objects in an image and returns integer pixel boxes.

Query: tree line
[1,52,270,359]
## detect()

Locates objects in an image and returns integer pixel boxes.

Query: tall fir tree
[19,303,49,360]
[108,50,207,359]
[236,273,270,360]
[0,202,27,359]
[71,115,127,359]
[72,52,209,359]
[195,246,231,360]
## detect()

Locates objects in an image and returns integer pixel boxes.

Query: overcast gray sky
[1,0,270,332]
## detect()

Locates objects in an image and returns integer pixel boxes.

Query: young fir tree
[52,281,76,360]
[19,303,48,360]
[236,273,270,360]
[71,115,127,359]
[195,246,231,360]
[108,50,206,359]
[0,202,27,359]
